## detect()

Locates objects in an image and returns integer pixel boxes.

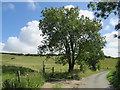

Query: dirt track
[41,71,111,88]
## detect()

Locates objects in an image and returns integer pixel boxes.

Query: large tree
[38,7,106,72]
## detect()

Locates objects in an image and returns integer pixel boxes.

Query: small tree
[38,6,106,72]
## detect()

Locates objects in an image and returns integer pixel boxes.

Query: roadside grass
[107,70,120,88]
[78,69,107,77]
[2,65,45,89]
[2,72,45,89]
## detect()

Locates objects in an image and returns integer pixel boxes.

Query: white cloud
[110,17,118,26]
[27,0,40,11]
[0,43,5,52]
[103,31,119,57]
[3,21,43,54]
[79,10,94,20]
[103,47,118,58]
[3,3,15,10]
[104,25,110,31]
[65,5,94,20]
[64,5,75,10]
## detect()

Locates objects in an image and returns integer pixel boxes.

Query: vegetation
[2,65,45,89]
[88,2,118,19]
[107,59,120,88]
[107,70,120,88]
[1,2,120,88]
[87,1,120,29]
[38,6,106,72]
[2,72,45,89]
[88,1,120,88]
[2,53,118,88]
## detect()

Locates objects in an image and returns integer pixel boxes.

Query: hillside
[1,53,118,72]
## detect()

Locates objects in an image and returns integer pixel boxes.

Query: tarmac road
[78,71,111,88]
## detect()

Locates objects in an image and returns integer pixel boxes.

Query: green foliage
[88,2,118,19]
[107,59,120,88]
[38,6,106,72]
[2,65,45,88]
[44,70,82,81]
[107,70,120,88]
[79,61,88,73]
[116,59,120,76]
[88,2,120,30]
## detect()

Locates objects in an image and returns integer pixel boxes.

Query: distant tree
[38,7,106,72]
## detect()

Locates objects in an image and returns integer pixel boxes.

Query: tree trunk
[68,59,75,72]
[68,36,75,72]
[68,64,73,72]
[92,65,96,71]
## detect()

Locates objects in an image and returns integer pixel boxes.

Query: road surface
[78,71,111,88]
[41,71,112,88]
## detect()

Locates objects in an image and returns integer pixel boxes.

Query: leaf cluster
[88,2,118,19]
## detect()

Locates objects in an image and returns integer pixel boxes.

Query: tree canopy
[38,6,106,72]
[88,1,120,30]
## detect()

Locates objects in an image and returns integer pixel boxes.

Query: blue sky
[1,2,119,57]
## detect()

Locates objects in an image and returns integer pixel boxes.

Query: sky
[1,1,119,57]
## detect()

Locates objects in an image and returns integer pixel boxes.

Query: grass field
[1,53,118,88]
[2,54,118,71]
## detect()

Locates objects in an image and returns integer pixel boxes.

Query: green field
[2,54,69,72]
[2,54,118,71]
[1,53,118,88]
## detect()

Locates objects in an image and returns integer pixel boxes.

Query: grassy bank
[107,70,120,88]
[2,65,45,89]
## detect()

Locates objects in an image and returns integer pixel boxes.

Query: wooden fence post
[52,67,54,74]
[17,71,21,83]
[43,61,45,73]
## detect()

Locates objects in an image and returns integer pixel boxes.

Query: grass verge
[107,70,120,88]
[2,65,45,89]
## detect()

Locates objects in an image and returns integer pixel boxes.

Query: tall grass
[2,72,45,89]
[2,65,45,89]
